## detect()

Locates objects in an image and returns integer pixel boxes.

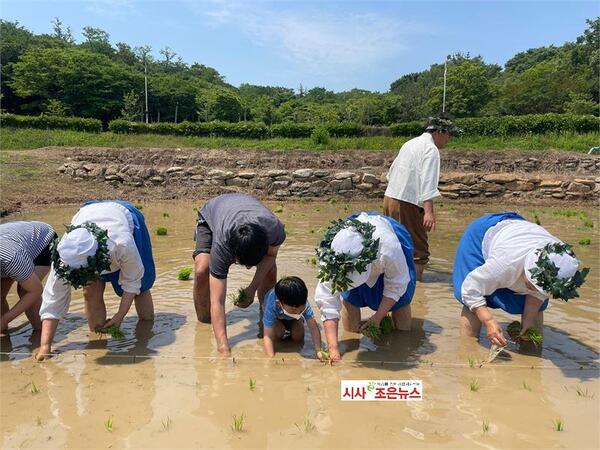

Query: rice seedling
[553,418,564,431]
[134,204,143,210]
[379,316,395,335]
[524,327,543,348]
[575,386,595,398]
[534,214,542,225]
[30,380,39,394]
[482,418,490,433]
[35,416,42,427]
[305,256,317,266]
[318,349,330,363]
[162,212,170,219]
[469,379,479,392]
[553,209,580,218]
[249,378,256,391]
[507,320,521,340]
[273,205,284,213]
[295,415,316,433]
[579,237,591,245]
[97,325,126,340]
[161,416,172,431]
[328,197,337,205]
[468,357,475,368]
[177,267,193,281]
[156,227,168,236]
[231,413,245,433]
[361,321,382,340]
[522,381,532,391]
[105,416,114,432]
[230,288,252,308]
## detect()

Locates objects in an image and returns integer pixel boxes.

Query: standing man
[383,114,458,281]
[192,193,285,356]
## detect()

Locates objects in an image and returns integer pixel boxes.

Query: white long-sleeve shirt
[461,220,558,310]
[40,202,144,320]
[315,213,411,321]
[384,132,441,207]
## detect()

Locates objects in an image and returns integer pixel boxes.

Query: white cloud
[85,0,137,17]
[191,1,421,77]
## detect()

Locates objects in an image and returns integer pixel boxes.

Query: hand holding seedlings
[177,267,193,280]
[96,325,126,340]
[360,315,395,340]
[230,287,254,308]
[506,321,544,347]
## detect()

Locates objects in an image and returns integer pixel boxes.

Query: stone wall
[59,160,600,202]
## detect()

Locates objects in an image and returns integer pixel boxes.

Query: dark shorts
[192,214,213,259]
[33,233,57,266]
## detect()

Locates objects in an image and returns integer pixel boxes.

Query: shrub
[1,113,102,133]
[270,122,314,138]
[311,126,330,145]
[325,121,364,137]
[390,121,423,136]
[156,227,168,236]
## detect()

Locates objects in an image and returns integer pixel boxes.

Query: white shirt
[385,133,441,207]
[40,202,145,320]
[461,220,559,311]
[315,213,411,321]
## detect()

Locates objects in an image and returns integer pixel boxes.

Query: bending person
[36,200,155,360]
[192,193,285,355]
[314,212,416,362]
[1,221,56,334]
[453,212,588,347]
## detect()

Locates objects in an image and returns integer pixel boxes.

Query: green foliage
[553,418,564,432]
[273,205,284,213]
[311,126,330,145]
[105,416,114,432]
[578,237,591,246]
[230,288,252,308]
[361,322,382,340]
[524,327,544,348]
[249,378,256,391]
[379,315,395,335]
[1,113,102,132]
[156,227,168,236]
[469,379,479,392]
[120,90,142,121]
[97,325,126,340]
[507,321,522,340]
[45,99,68,116]
[177,267,192,281]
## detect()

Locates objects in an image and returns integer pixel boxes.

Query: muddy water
[1,201,598,449]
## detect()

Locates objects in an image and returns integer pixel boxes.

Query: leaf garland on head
[50,222,111,289]
[315,218,379,294]
[528,242,589,301]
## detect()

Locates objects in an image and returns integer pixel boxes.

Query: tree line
[1,17,597,126]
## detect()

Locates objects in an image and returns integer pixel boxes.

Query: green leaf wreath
[528,242,589,301]
[50,222,111,289]
[316,218,379,293]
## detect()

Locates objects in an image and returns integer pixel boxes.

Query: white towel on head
[331,227,364,257]
[57,227,98,269]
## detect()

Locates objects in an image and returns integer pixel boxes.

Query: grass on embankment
[1,127,597,152]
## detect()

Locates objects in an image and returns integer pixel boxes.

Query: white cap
[525,247,580,295]
[330,226,371,289]
[331,227,363,256]
[57,227,98,269]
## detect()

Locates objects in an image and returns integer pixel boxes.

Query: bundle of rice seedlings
[97,325,126,340]
[230,288,252,308]
[177,267,193,281]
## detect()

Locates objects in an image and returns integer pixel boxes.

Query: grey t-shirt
[0,221,55,281]
[200,193,286,279]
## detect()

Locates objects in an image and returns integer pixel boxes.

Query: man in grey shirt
[192,193,285,355]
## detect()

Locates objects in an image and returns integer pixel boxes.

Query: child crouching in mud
[262,276,325,359]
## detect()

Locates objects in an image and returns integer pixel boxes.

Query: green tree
[0,21,35,112]
[80,26,114,56]
[45,99,68,116]
[120,90,142,121]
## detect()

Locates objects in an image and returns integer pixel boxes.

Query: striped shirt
[0,221,55,281]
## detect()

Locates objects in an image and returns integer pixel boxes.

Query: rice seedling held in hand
[156,227,168,236]
[553,418,564,431]
[230,288,252,308]
[469,379,479,392]
[177,267,193,281]
[523,327,543,348]
[231,413,245,433]
[249,378,256,391]
[97,325,126,340]
[105,416,114,432]
[507,321,521,340]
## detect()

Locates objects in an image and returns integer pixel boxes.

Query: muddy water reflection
[1,201,598,449]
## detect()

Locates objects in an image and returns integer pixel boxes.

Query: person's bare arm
[246,245,279,299]
[0,274,43,332]
[35,318,59,361]
[473,306,507,346]
[323,319,341,362]
[102,292,136,329]
[263,326,276,357]
[209,275,230,355]
[521,295,544,335]
[306,318,323,359]
[360,296,395,332]
[423,200,436,232]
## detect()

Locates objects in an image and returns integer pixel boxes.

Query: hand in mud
[217,343,231,357]
[484,318,507,347]
[328,348,341,363]
[102,314,124,330]
[35,344,52,361]
[359,316,381,333]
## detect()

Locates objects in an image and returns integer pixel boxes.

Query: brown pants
[383,196,429,265]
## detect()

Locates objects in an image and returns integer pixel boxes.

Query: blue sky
[2,1,597,92]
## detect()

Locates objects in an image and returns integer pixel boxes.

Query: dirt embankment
[1,147,599,216]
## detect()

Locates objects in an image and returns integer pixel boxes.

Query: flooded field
[1,201,598,449]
